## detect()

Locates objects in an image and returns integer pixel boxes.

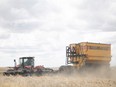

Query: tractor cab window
[19,57,34,67]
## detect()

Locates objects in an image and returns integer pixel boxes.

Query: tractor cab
[19,57,34,68]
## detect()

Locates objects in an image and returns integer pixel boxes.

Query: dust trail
[0,67,116,87]
[0,75,116,87]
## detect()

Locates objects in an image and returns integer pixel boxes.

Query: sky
[0,0,116,67]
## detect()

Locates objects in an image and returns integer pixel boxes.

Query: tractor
[3,57,53,76]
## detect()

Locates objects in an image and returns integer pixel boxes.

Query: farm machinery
[3,57,53,76]
[59,42,111,73]
[3,42,112,76]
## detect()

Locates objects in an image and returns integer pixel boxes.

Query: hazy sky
[0,0,116,67]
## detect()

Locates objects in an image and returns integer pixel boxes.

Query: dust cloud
[0,66,116,87]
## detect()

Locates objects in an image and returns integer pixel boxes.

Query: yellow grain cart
[66,42,111,69]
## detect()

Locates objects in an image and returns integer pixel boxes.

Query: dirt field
[0,67,116,87]
[0,75,116,87]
